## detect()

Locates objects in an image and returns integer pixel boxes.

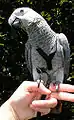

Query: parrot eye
[15,9,24,16]
[20,9,24,13]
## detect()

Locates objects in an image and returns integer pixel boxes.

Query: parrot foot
[50,81,60,92]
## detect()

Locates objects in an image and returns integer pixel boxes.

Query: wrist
[8,99,28,120]
[0,100,20,120]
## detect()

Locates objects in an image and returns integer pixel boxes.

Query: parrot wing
[58,33,70,80]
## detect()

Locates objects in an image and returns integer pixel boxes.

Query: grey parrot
[8,7,70,89]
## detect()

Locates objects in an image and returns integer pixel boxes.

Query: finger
[41,108,51,116]
[30,98,57,108]
[23,81,51,94]
[51,92,74,102]
[49,83,74,93]
[31,107,51,115]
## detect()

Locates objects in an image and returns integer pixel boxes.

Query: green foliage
[16,0,24,4]
[0,43,4,46]
[27,0,33,4]
[41,11,51,21]
[0,33,6,37]
[0,33,6,46]
[0,0,73,81]
[60,0,68,5]
[0,16,5,24]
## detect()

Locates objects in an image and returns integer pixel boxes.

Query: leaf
[0,43,4,46]
[41,11,51,21]
[27,0,32,4]
[59,0,68,6]
[0,16,5,24]
[27,0,30,3]
[0,16,5,20]
[0,33,7,38]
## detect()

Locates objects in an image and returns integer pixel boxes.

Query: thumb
[23,81,51,95]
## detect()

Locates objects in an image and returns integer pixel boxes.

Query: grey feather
[8,7,70,86]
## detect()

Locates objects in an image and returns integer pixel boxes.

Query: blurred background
[0,0,73,119]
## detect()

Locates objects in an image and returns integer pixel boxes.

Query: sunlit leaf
[0,34,7,37]
[41,11,51,21]
[0,16,5,20]
[0,43,4,46]
[27,0,30,3]
[59,0,68,5]
[27,0,32,4]
[71,53,74,56]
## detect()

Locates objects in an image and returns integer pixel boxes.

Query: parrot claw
[51,81,60,92]
[37,79,44,88]
[55,83,59,92]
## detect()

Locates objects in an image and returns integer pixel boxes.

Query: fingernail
[30,101,37,108]
[31,100,40,107]
[46,89,51,94]
[32,100,37,105]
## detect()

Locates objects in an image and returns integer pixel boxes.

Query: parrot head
[8,7,29,29]
[8,7,40,30]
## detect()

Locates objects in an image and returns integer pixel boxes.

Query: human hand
[49,83,74,102]
[7,81,57,120]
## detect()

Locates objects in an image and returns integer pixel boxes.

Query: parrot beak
[8,16,21,28]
